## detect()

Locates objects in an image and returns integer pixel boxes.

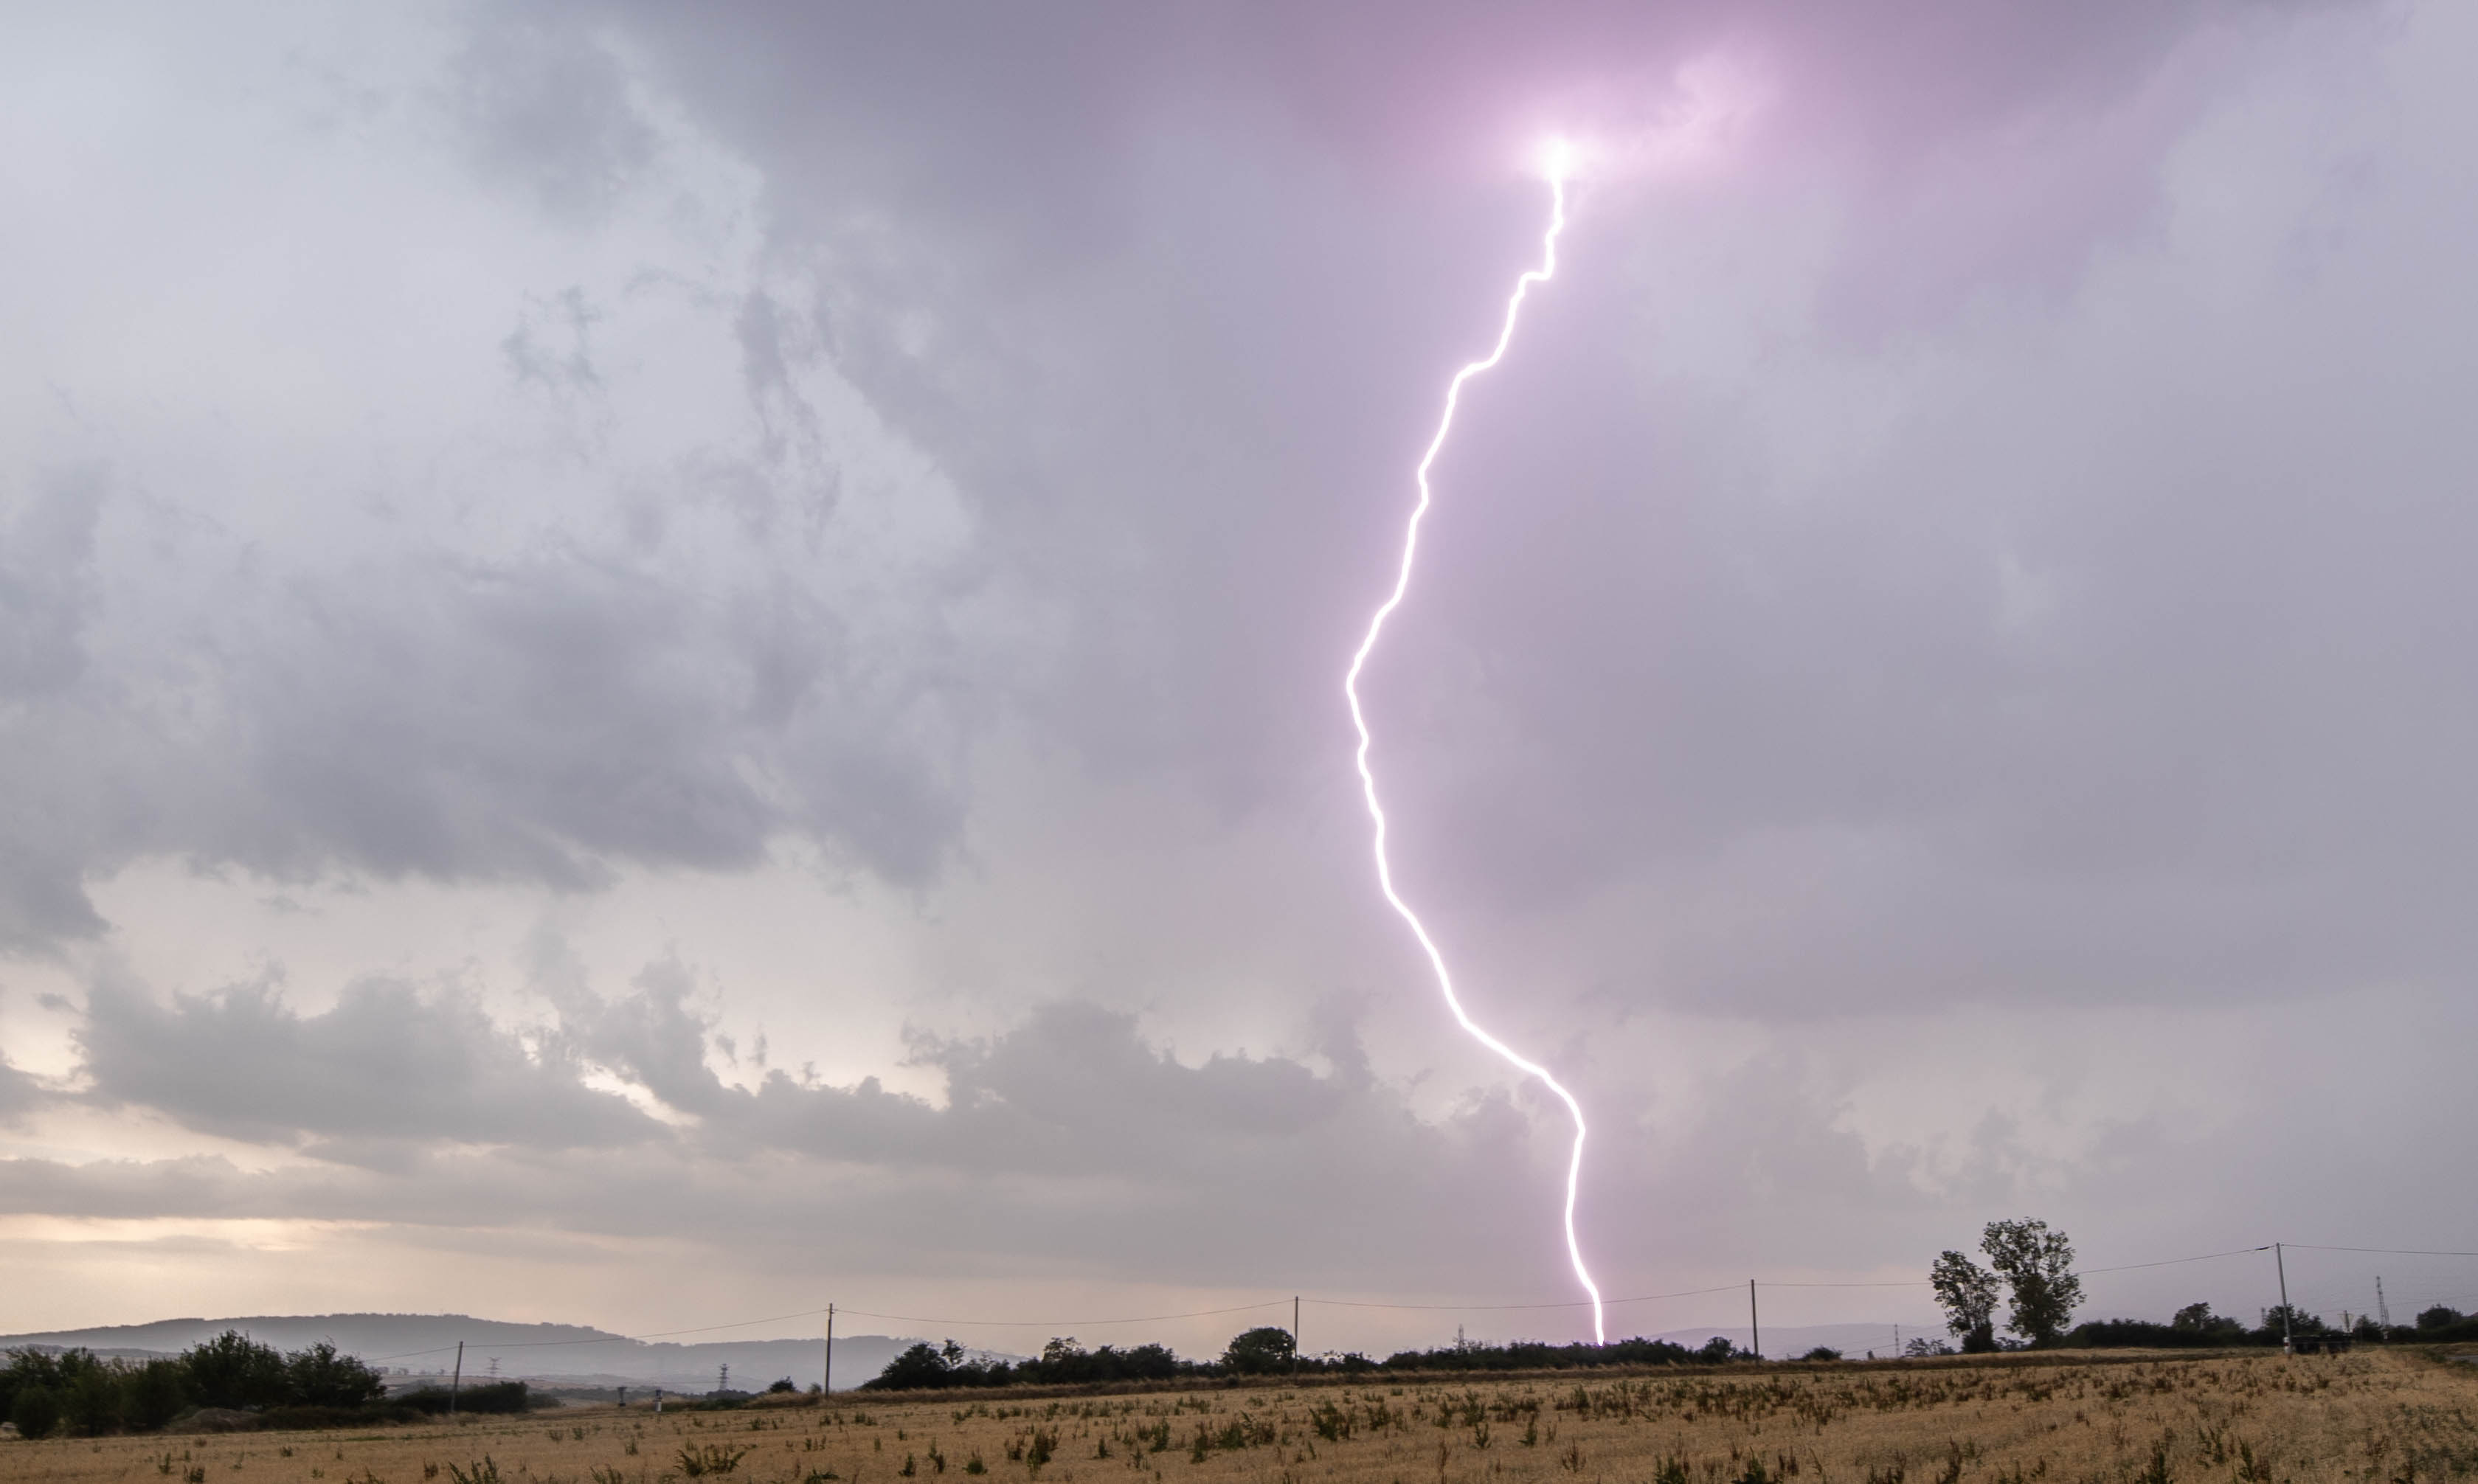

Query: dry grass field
[4,1350,2474,1484]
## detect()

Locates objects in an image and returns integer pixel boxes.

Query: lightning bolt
[1343,144,1605,1343]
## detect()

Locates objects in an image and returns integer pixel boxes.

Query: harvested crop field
[5,1350,2475,1484]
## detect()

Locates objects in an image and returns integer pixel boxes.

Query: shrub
[398,1381,533,1415]
[677,1443,752,1476]
[2066,1302,2266,1349]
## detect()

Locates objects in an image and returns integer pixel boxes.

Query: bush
[398,1381,533,1415]
[2063,1318,2261,1349]
[1379,1337,1697,1373]
[1800,1348,1843,1362]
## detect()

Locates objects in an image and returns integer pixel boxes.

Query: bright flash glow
[1343,164,1605,1342]
[1540,136,1575,182]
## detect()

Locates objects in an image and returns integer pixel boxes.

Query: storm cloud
[0,0,2471,1348]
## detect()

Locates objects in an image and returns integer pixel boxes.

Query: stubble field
[5,1350,2475,1484]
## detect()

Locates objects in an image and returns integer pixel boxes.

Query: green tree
[284,1341,386,1408]
[63,1362,123,1435]
[0,1348,60,1429]
[2257,1305,2327,1342]
[10,1384,59,1440]
[123,1359,188,1432]
[1979,1218,2083,1345]
[1220,1326,1296,1375]
[181,1331,288,1410]
[1931,1249,2001,1353]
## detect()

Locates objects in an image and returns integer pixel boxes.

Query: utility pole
[449,1341,463,1418]
[2376,1278,2392,1336]
[825,1303,835,1395]
[1292,1297,1301,1375]
[1749,1280,1759,1362]
[2275,1243,2292,1353]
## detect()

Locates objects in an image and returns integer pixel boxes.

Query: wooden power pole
[2276,1243,2292,1353]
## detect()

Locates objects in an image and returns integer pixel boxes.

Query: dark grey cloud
[0,484,975,944]
[0,468,109,942]
[77,971,661,1156]
[28,966,2474,1321]
[0,466,101,700]
[45,968,1557,1289]
[557,0,2449,1024]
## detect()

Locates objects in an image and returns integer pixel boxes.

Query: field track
[5,1350,2475,1484]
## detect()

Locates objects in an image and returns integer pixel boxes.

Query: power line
[2284,1244,2478,1258]
[2074,1246,2274,1275]
[1755,1280,1931,1289]
[834,1300,1292,1329]
[1307,1286,1742,1313]
[365,1344,463,1363]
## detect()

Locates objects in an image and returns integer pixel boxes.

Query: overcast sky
[2,0,2473,1361]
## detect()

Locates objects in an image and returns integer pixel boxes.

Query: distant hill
[0,1314,927,1391]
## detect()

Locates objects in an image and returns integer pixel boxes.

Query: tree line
[1930,1217,2478,1352]
[868,1218,2478,1390]
[860,1328,1761,1391]
[0,1331,531,1438]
